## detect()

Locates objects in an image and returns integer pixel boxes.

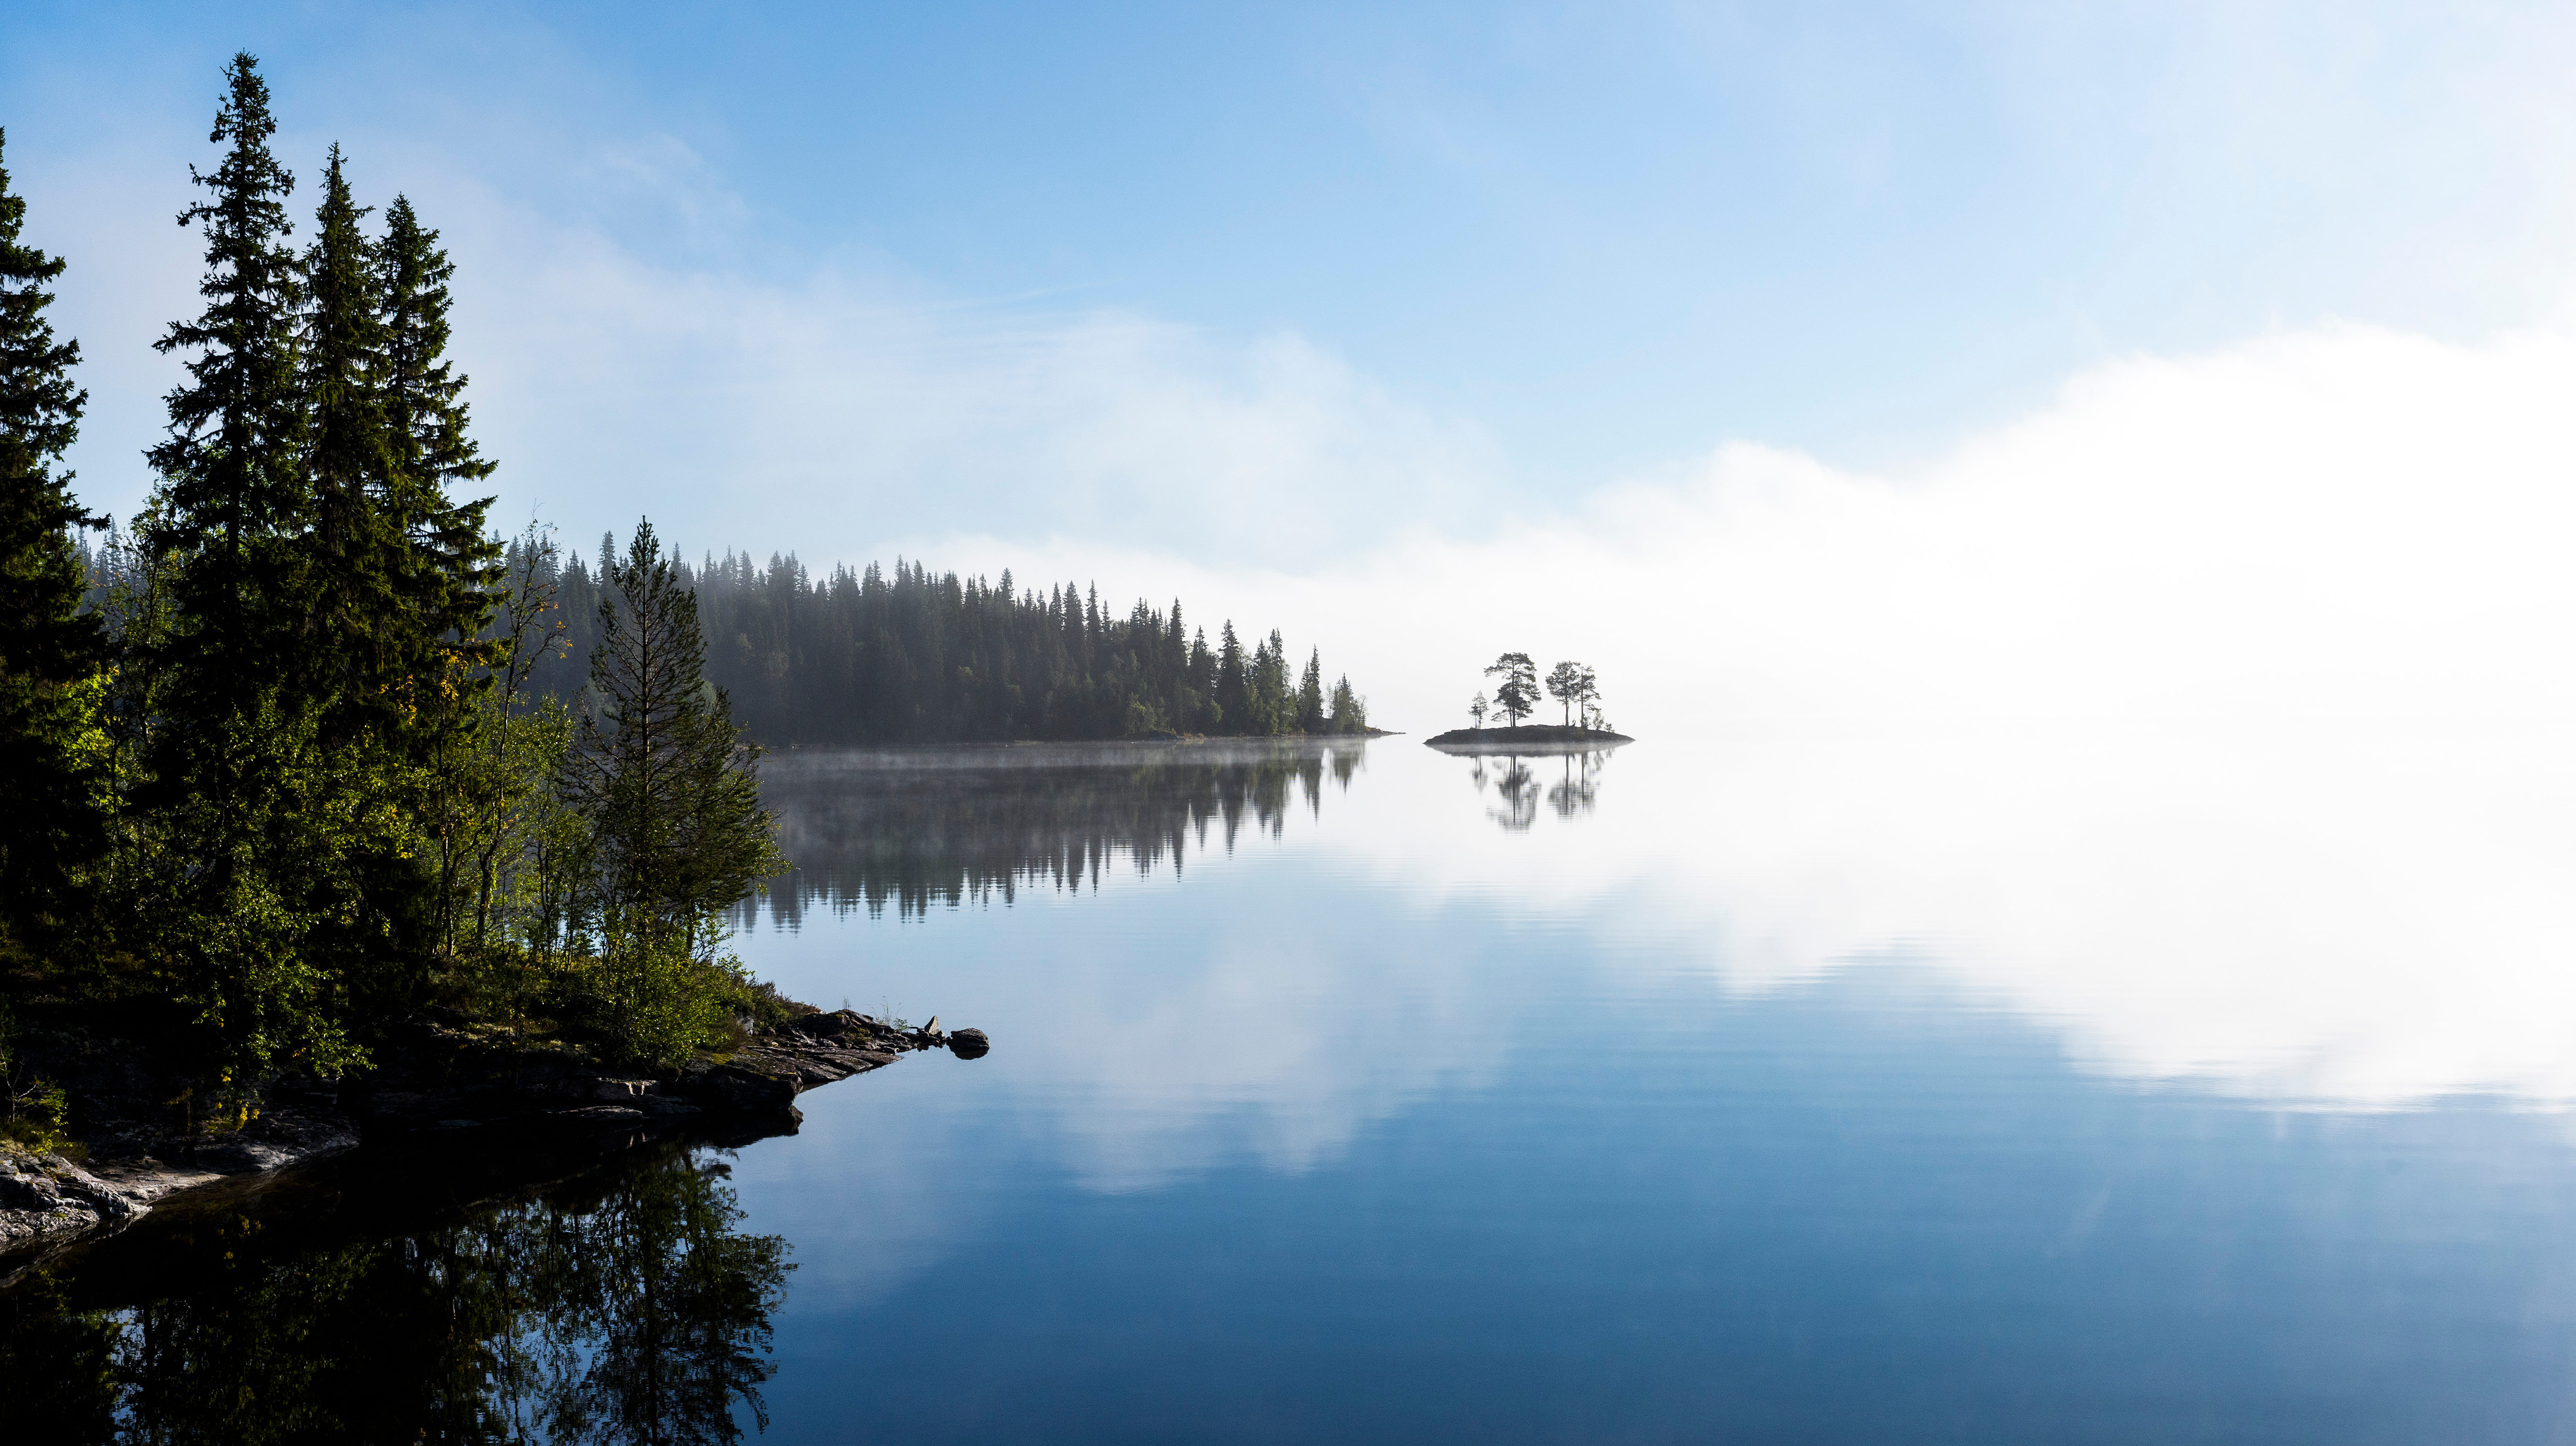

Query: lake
[14,730,2576,1442]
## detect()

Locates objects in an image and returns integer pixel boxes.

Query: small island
[1425,724,1634,754]
[1428,653,1632,753]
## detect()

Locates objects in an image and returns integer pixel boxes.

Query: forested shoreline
[0,56,797,1151]
[501,541,1373,747]
[0,50,1377,1175]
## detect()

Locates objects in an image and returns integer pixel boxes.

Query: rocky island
[1425,724,1634,754]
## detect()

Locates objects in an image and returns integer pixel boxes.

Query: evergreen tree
[299,143,403,737]
[1255,629,1291,735]
[0,127,108,956]
[559,521,781,1066]
[138,54,374,1096]
[375,191,501,702]
[1186,626,1215,732]
[560,546,1377,747]
[1214,621,1246,731]
[143,53,309,721]
[1484,652,1539,727]
[1295,647,1325,734]
[1329,674,1366,734]
[563,520,778,935]
[371,192,506,962]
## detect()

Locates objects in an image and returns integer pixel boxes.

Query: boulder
[947,1028,990,1060]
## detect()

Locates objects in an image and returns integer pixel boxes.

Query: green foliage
[1328,673,1368,733]
[571,916,737,1070]
[538,520,787,1067]
[0,1005,72,1153]
[0,126,110,965]
[420,523,578,1021]
[55,58,519,1102]
[1296,647,1327,733]
[565,521,784,930]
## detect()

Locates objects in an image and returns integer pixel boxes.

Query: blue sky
[9,1,2576,566]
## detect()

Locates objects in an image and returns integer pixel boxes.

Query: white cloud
[919,320,2576,1112]
[422,183,1508,568]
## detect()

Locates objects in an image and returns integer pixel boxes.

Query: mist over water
[910,322,2576,1112]
[707,736,2576,1441]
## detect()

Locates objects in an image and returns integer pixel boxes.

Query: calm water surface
[15,735,2576,1442]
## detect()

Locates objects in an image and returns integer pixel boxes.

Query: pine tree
[1485,652,1539,727]
[1295,647,1325,734]
[1544,660,1595,728]
[0,128,108,955]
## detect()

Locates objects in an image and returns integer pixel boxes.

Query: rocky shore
[0,1009,986,1260]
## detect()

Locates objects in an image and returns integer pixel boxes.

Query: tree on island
[1484,652,1539,727]
[1545,660,1599,728]
[1468,692,1488,729]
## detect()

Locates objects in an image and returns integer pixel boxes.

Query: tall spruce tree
[0,128,108,956]
[140,54,374,1096]
[300,143,403,736]
[1295,648,1325,734]
[1214,621,1246,732]
[144,53,309,720]
[376,193,501,705]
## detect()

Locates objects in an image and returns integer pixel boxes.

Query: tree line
[0,55,788,1135]
[504,541,1373,746]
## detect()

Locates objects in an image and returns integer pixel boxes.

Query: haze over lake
[709,728,2576,1441]
[12,5,2576,1439]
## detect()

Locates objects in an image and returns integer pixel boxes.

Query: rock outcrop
[0,1009,979,1262]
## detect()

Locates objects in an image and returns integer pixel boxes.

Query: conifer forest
[0,52,1372,1135]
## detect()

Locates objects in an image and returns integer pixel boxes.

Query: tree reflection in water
[749,740,1371,924]
[0,1143,790,1444]
[1460,749,1611,832]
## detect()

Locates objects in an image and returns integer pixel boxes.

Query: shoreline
[0,1009,983,1272]
[770,730,1398,755]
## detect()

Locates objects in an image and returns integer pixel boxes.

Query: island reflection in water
[747,740,1369,924]
[3,1138,788,1444]
[1460,748,1614,830]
